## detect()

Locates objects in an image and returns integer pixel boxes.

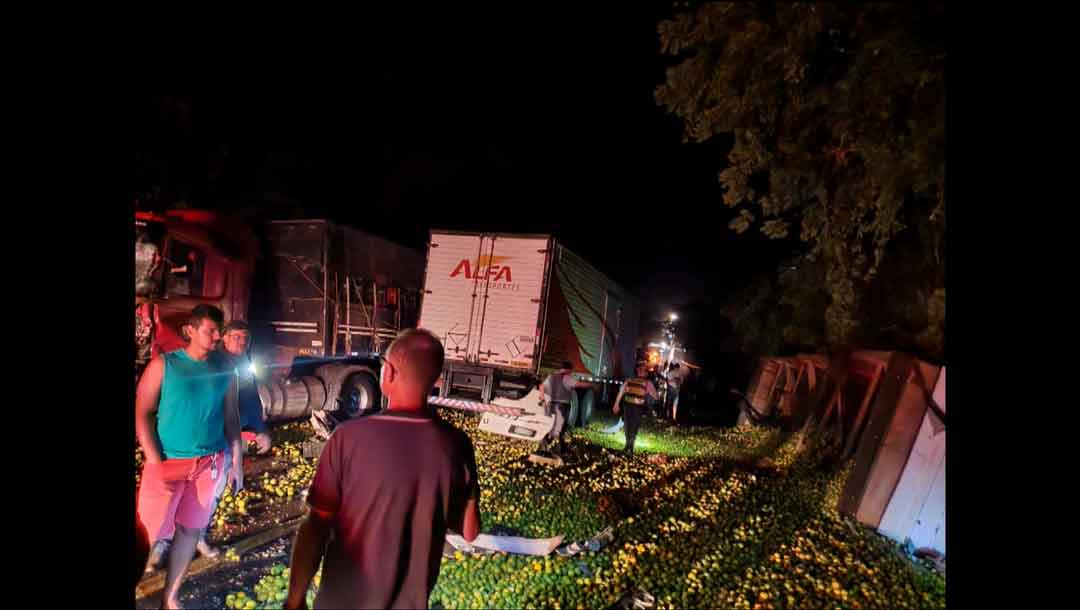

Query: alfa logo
[450,255,513,282]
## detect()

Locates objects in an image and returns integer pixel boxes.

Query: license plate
[509,425,537,438]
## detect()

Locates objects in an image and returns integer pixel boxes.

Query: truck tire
[341,373,380,418]
[577,389,595,427]
[314,363,380,415]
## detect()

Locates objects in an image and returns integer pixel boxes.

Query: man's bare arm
[462,495,481,542]
[285,511,333,609]
[612,385,626,413]
[135,357,165,464]
[447,486,482,543]
[449,439,482,543]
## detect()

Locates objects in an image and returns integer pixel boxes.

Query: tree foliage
[656,2,945,349]
[726,241,945,364]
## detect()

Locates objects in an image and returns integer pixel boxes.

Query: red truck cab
[135,210,259,371]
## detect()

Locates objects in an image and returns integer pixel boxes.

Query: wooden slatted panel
[840,354,942,529]
[839,352,910,521]
[857,361,940,527]
[878,367,946,553]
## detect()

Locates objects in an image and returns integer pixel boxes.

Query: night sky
[136,9,798,367]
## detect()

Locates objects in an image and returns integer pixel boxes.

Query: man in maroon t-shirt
[285,329,482,610]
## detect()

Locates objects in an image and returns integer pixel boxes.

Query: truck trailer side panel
[613,292,640,380]
[260,221,330,357]
[333,225,425,355]
[259,220,425,361]
[540,244,639,379]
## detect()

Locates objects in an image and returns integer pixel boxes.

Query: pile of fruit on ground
[141,413,946,609]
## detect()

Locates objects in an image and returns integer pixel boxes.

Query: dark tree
[656,2,945,351]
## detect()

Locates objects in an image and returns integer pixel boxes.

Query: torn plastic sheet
[446,532,564,556]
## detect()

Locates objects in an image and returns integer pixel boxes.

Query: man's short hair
[560,360,574,371]
[386,328,445,389]
[183,304,224,340]
[224,320,249,334]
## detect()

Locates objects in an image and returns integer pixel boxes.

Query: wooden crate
[741,356,820,425]
[749,359,782,414]
[774,355,823,431]
[789,351,887,447]
[840,352,889,458]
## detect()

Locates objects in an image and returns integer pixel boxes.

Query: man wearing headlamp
[202,320,274,557]
[221,320,272,454]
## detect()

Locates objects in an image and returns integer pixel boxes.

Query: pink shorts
[137,451,225,541]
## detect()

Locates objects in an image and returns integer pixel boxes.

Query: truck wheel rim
[345,381,371,416]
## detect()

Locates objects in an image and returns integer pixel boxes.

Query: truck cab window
[165,240,206,297]
[135,224,165,298]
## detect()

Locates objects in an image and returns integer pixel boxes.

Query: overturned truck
[739,351,947,555]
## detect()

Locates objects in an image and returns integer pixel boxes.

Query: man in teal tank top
[136,305,243,609]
